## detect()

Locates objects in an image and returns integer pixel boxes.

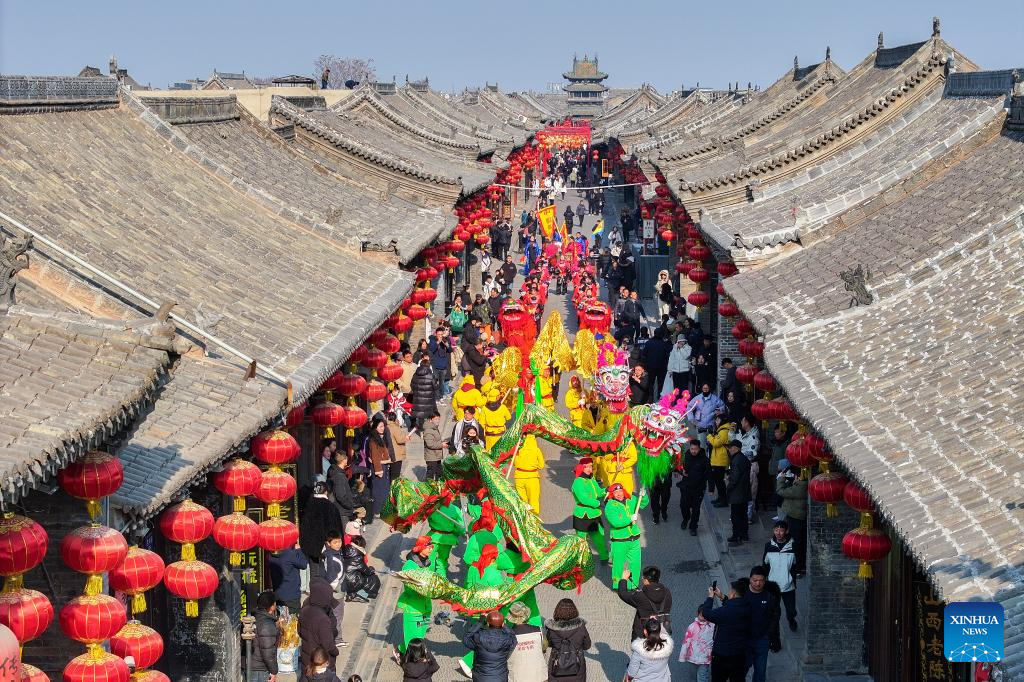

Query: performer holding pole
[571,457,608,564]
[603,483,648,589]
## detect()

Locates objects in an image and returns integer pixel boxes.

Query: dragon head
[594,343,629,413]
[629,390,691,455]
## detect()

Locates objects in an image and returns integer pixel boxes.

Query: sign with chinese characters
[239,463,299,618]
[642,219,655,240]
[915,580,957,680]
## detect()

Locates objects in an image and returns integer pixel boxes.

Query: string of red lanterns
[159,499,217,618]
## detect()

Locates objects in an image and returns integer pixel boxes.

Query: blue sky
[1,0,1021,93]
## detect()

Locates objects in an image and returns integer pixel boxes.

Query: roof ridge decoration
[0,232,31,312]
[336,85,481,151]
[138,95,239,125]
[658,71,839,163]
[679,54,948,194]
[401,87,515,144]
[270,96,462,187]
[0,75,119,114]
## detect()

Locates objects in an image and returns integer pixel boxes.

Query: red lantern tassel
[84,573,103,596]
[826,503,837,518]
[859,512,874,529]
[181,542,196,562]
[132,593,147,614]
[267,503,281,519]
[858,562,873,579]
[86,499,102,522]
[186,599,199,618]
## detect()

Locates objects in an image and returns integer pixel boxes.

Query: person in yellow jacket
[513,434,545,516]
[479,388,512,450]
[535,365,555,411]
[451,375,485,421]
[563,376,596,430]
[706,414,735,507]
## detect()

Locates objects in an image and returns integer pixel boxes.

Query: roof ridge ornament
[0,232,32,313]
[826,46,832,62]
[878,32,885,50]
[932,16,941,38]
[794,55,800,71]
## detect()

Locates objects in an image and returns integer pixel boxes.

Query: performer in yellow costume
[513,434,545,516]
[479,388,512,450]
[563,376,595,431]
[606,440,637,496]
[537,366,555,411]
[451,375,485,421]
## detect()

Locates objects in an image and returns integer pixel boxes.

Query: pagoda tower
[562,54,608,119]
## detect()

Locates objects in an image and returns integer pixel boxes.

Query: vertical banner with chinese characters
[915,579,956,681]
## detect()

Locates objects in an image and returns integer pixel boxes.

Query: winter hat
[506,601,531,626]
[574,456,594,478]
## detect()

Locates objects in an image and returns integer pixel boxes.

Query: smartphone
[711,580,717,591]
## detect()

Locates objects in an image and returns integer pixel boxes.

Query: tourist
[396,536,434,654]
[544,598,591,682]
[268,542,308,612]
[725,440,752,545]
[320,67,331,89]
[420,411,446,480]
[571,457,607,563]
[684,383,725,449]
[341,536,380,603]
[366,415,394,519]
[775,465,808,575]
[605,483,649,589]
[563,204,576,230]
[400,639,440,682]
[641,328,672,397]
[451,406,483,454]
[654,270,673,318]
[693,353,714,393]
[321,530,347,636]
[723,389,746,427]
[705,414,733,507]
[617,566,673,641]
[667,338,692,397]
[514,434,545,516]
[410,357,435,428]
[762,520,798,631]
[462,611,517,682]
[448,300,469,337]
[767,425,792,507]
[250,590,280,682]
[398,350,417,398]
[305,646,342,682]
[499,255,518,296]
[628,364,652,406]
[576,200,586,226]
[299,578,341,672]
[300,481,343,579]
[718,358,739,400]
[744,566,782,682]
[505,601,546,682]
[624,618,673,682]
[412,338,430,364]
[427,328,453,399]
[701,581,751,682]
[738,415,761,521]
[327,451,360,530]
[464,339,490,386]
[386,412,409,479]
[677,439,711,535]
[678,605,714,682]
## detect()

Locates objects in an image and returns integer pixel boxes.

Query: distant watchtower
[563,54,608,120]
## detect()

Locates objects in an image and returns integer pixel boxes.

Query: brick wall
[803,498,869,674]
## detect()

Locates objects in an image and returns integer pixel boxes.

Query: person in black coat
[676,440,711,535]
[341,536,380,602]
[400,638,440,682]
[251,591,280,679]
[702,580,751,682]
[726,440,752,544]
[410,358,437,428]
[616,566,673,641]
[299,578,340,672]
[268,546,308,612]
[462,611,517,682]
[628,365,652,406]
[745,566,783,681]
[463,340,489,386]
[300,482,344,570]
[326,452,359,530]
[642,329,672,397]
[544,598,591,682]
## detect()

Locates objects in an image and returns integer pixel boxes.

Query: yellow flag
[537,204,557,241]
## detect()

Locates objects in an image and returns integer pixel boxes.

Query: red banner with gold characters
[536,120,591,150]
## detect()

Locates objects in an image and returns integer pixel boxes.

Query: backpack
[551,636,581,677]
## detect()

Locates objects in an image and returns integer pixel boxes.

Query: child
[304,647,342,682]
[678,605,714,682]
[400,638,440,682]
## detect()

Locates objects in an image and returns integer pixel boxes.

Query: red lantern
[378,362,404,385]
[735,364,758,387]
[844,483,876,528]
[389,312,413,335]
[337,373,367,398]
[63,650,129,682]
[660,228,674,244]
[687,290,710,309]
[341,406,368,437]
[737,338,764,358]
[311,400,345,439]
[0,588,53,644]
[785,432,816,477]
[348,344,369,367]
[802,434,826,460]
[687,267,709,284]
[18,663,49,682]
[731,319,754,340]
[158,499,213,562]
[212,514,260,566]
[750,398,774,424]
[716,282,726,296]
[842,527,891,578]
[718,300,739,318]
[771,397,798,421]
[406,304,428,321]
[445,255,460,270]
[319,372,346,393]
[163,561,218,617]
[362,379,387,403]
[808,472,849,517]
[449,238,465,252]
[475,233,490,246]
[377,334,401,354]
[210,459,262,512]
[689,244,710,262]
[110,621,163,670]
[108,547,164,616]
[455,228,471,242]
[717,262,738,278]
[131,672,171,682]
[57,452,124,521]
[418,288,438,306]
[414,268,430,284]
[257,468,297,519]
[257,518,300,552]
[60,594,127,645]
[285,402,306,427]
[0,513,48,592]
[360,349,388,374]
[753,370,776,394]
[61,525,129,594]
[250,429,300,465]
[678,261,695,277]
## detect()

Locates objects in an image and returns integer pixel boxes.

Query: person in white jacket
[667,339,691,397]
[762,520,798,631]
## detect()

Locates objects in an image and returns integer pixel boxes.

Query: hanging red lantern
[61,525,129,594]
[785,432,816,478]
[62,650,129,682]
[718,300,739,318]
[735,364,759,387]
[378,363,404,385]
[418,288,438,306]
[377,334,401,354]
[842,526,891,578]
[449,238,465,252]
[348,344,369,367]
[414,268,430,284]
[455,228,471,242]
[108,546,164,616]
[18,663,49,682]
[802,434,826,460]
[0,513,48,592]
[425,266,439,279]
[158,499,214,562]
[674,261,688,275]
[57,452,124,521]
[475,233,490,246]
[319,372,346,393]
[337,373,367,399]
[689,244,710,262]
[360,348,388,374]
[0,588,53,645]
[687,290,710,309]
[753,370,776,394]
[257,518,300,552]
[367,328,389,348]
[445,255,460,271]
[59,594,127,645]
[285,402,306,427]
[737,338,764,358]
[406,304,428,321]
[311,400,345,439]
[688,267,709,284]
[717,262,738,278]
[210,458,262,512]
[716,282,726,296]
[250,429,300,465]
[341,406,368,437]
[731,319,754,340]
[362,379,387,403]
[389,312,413,334]
[212,514,260,566]
[257,468,297,519]
[163,561,218,618]
[771,396,798,421]
[686,225,702,239]
[844,483,876,528]
[130,672,171,682]
[750,398,774,424]
[660,228,675,244]
[110,621,163,670]
[808,471,849,517]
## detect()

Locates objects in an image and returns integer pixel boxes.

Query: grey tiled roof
[760,216,1024,676]
[148,96,451,264]
[0,306,172,502]
[114,354,286,518]
[404,88,527,147]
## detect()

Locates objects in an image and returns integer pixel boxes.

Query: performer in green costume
[427,499,465,577]
[571,456,608,562]
[459,544,509,677]
[396,536,434,653]
[500,538,542,627]
[603,483,648,589]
